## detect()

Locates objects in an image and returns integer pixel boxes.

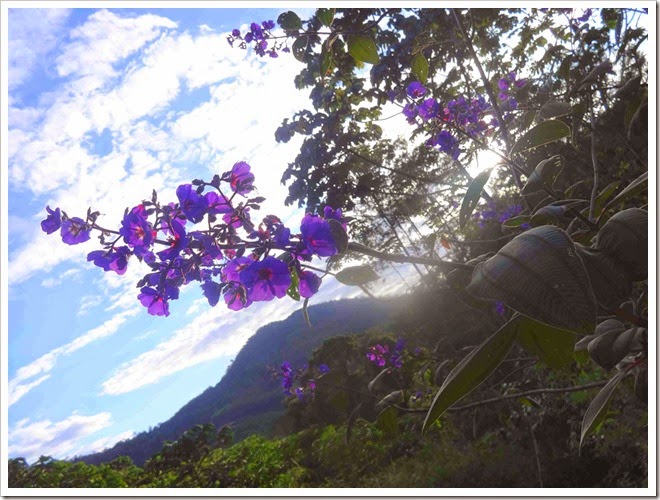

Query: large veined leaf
[516,316,576,369]
[335,265,379,286]
[510,120,571,155]
[574,245,632,309]
[466,225,598,334]
[347,34,380,64]
[459,167,493,228]
[580,370,626,449]
[423,316,520,432]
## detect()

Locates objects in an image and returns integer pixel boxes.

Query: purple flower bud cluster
[400,82,495,160]
[497,72,525,110]
[41,161,348,317]
[272,361,330,401]
[227,20,282,58]
[366,338,407,369]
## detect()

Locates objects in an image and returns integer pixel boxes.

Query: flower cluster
[41,161,347,317]
[227,20,285,58]
[273,361,330,400]
[497,71,526,109]
[366,339,407,369]
[399,75,526,160]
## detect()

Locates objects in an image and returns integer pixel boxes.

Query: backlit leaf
[423,316,520,432]
[347,34,380,64]
[411,52,429,84]
[510,120,571,155]
[459,167,493,228]
[292,35,309,62]
[335,265,379,286]
[580,370,626,449]
[516,316,576,369]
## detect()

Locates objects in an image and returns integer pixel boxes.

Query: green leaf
[580,370,626,449]
[510,120,571,155]
[522,155,564,194]
[599,171,647,217]
[277,11,302,30]
[411,52,429,84]
[538,101,572,121]
[347,34,380,64]
[335,265,379,286]
[292,35,309,62]
[302,297,311,327]
[501,215,531,228]
[592,181,622,218]
[423,316,520,432]
[368,368,391,393]
[459,167,494,228]
[317,8,335,27]
[376,407,399,437]
[328,219,348,255]
[516,316,576,369]
[320,40,334,78]
[286,268,300,301]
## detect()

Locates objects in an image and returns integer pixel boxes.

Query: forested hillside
[75,298,398,466]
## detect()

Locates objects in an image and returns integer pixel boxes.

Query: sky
[2,4,421,464]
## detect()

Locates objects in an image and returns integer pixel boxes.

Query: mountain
[76,297,398,466]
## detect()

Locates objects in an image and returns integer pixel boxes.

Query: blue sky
[4,5,419,463]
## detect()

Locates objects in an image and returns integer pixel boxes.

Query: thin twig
[588,111,599,222]
[347,242,474,271]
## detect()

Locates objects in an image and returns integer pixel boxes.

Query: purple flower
[223,283,252,310]
[273,225,291,247]
[157,220,188,261]
[223,208,251,229]
[61,217,91,245]
[367,344,390,367]
[87,246,130,275]
[120,205,154,248]
[300,214,337,257]
[298,270,321,298]
[402,103,418,124]
[229,161,255,196]
[222,256,254,283]
[406,81,426,98]
[494,301,507,317]
[239,256,291,302]
[417,98,440,121]
[231,29,241,37]
[262,20,275,30]
[498,78,510,91]
[138,287,170,316]
[318,364,330,374]
[201,280,222,307]
[177,184,207,223]
[434,130,460,160]
[577,8,592,22]
[205,191,232,215]
[41,206,62,234]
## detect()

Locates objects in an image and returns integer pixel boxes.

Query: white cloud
[9,309,138,407]
[8,8,71,91]
[100,298,300,395]
[9,412,113,463]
